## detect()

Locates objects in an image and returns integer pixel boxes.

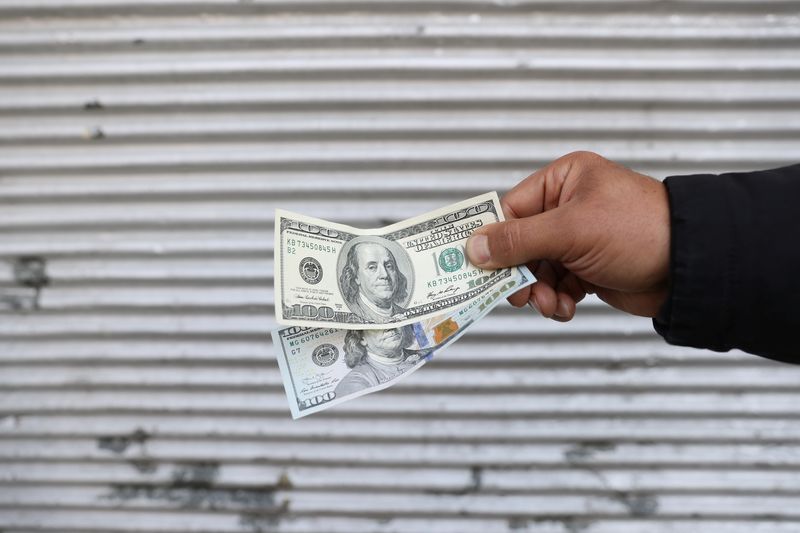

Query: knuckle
[566,150,603,164]
[507,292,528,308]
[489,221,521,262]
[499,197,515,219]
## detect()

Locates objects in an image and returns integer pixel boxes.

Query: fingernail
[466,234,490,265]
[555,298,570,318]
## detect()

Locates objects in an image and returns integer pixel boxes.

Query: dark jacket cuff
[653,163,800,364]
[653,172,739,353]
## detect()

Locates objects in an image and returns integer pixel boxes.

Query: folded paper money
[273,265,532,418]
[275,191,530,329]
[272,192,534,418]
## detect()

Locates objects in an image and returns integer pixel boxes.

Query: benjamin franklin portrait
[333,326,422,397]
[337,236,414,324]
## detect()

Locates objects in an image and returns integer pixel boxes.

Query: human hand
[466,151,670,321]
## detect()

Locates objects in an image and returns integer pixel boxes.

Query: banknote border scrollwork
[384,200,497,241]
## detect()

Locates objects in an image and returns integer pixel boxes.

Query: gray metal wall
[2,1,800,532]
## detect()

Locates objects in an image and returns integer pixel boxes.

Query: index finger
[501,154,576,220]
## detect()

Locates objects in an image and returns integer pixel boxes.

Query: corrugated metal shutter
[2,2,800,531]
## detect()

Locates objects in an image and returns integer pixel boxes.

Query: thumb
[466,209,572,269]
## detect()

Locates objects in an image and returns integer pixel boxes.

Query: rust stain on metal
[612,491,660,518]
[563,440,616,463]
[238,499,290,533]
[83,99,104,110]
[8,257,49,311]
[275,471,293,490]
[97,428,150,454]
[82,126,106,140]
[104,461,291,517]
[129,459,158,474]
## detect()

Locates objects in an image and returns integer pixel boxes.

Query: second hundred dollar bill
[272,264,533,418]
[275,191,523,329]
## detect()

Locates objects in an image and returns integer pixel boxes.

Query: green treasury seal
[438,247,464,273]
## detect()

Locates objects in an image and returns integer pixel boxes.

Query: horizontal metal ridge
[1,3,797,530]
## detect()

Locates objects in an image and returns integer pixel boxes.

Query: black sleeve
[652,163,800,364]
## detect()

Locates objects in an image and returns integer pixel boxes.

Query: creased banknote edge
[276,191,500,236]
[271,328,301,419]
[273,208,284,333]
[274,264,535,419]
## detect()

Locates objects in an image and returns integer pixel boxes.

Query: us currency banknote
[272,264,533,418]
[275,191,526,329]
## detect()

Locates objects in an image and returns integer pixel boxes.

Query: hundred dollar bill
[272,264,533,418]
[275,191,525,329]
